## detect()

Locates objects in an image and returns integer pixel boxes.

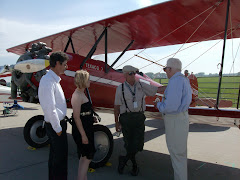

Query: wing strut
[64,37,76,54]
[105,26,108,73]
[80,27,108,69]
[106,40,134,73]
[216,0,230,109]
[78,27,109,121]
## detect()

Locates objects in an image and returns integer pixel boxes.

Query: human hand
[93,116,98,123]
[115,122,121,132]
[82,135,89,144]
[154,98,160,109]
[157,86,166,93]
[57,131,62,136]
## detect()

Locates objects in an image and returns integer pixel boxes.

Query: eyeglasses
[163,67,171,72]
[128,72,136,76]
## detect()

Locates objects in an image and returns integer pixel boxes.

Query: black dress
[72,101,96,160]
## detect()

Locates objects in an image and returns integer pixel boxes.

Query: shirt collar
[125,81,136,87]
[49,69,61,83]
[169,71,182,81]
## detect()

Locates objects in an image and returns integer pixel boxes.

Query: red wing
[7,0,240,56]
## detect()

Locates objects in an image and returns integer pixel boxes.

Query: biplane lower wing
[144,105,240,128]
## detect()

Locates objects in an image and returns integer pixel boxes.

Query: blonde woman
[71,70,95,180]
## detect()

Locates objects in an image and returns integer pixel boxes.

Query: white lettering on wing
[85,63,102,71]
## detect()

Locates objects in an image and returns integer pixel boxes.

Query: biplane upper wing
[6,0,240,56]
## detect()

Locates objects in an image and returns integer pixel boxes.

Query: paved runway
[0,86,240,180]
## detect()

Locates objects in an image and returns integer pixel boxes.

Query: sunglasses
[163,67,171,72]
[128,72,136,76]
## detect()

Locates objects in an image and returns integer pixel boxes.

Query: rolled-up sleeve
[140,81,158,96]
[114,86,123,106]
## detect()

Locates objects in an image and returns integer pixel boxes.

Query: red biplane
[2,0,240,168]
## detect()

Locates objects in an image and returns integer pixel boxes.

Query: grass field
[154,76,240,107]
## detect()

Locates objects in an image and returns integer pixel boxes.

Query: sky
[0,0,240,78]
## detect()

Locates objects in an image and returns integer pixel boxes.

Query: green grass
[154,76,240,107]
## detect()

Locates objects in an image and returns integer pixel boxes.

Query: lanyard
[125,82,136,102]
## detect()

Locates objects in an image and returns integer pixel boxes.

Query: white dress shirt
[157,72,192,114]
[38,69,67,133]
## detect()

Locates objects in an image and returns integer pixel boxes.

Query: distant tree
[154,73,167,79]
[145,72,154,79]
[195,72,205,77]
[208,73,218,77]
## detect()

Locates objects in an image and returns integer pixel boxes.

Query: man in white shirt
[155,58,192,180]
[38,51,69,180]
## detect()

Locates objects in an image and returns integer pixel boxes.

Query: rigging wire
[182,40,222,70]
[181,25,240,71]
[221,5,234,104]
[191,83,216,107]
[230,5,234,74]
[217,5,240,107]
[114,1,222,69]
[138,31,227,70]
[81,0,240,96]
[229,42,240,74]
[172,4,218,58]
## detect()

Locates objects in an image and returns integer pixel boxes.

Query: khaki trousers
[163,111,189,180]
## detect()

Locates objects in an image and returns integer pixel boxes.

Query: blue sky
[0,0,240,76]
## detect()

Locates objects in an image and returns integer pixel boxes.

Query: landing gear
[90,124,113,168]
[23,115,49,148]
[23,115,114,168]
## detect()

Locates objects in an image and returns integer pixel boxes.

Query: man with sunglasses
[114,65,158,176]
[155,58,192,180]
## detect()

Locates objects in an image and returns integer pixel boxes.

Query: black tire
[89,124,114,169]
[24,115,50,148]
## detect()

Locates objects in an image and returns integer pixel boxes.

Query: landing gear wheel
[89,124,113,169]
[24,115,49,148]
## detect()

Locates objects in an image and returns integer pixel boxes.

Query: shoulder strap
[138,82,144,112]
[122,83,131,112]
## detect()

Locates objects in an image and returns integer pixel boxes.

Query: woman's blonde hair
[74,70,90,89]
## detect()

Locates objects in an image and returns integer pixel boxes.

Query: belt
[80,111,92,116]
[163,110,188,116]
[120,111,144,115]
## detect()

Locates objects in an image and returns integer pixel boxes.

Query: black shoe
[131,164,139,176]
[118,156,128,174]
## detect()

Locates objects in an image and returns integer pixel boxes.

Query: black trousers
[45,120,68,180]
[119,112,146,154]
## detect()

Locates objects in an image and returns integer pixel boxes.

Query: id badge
[133,101,138,109]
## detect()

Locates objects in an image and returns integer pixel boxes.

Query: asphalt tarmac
[0,87,240,180]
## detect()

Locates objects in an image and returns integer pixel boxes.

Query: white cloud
[137,0,153,8]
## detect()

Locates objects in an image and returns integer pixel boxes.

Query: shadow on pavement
[145,118,230,132]
[0,126,239,180]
